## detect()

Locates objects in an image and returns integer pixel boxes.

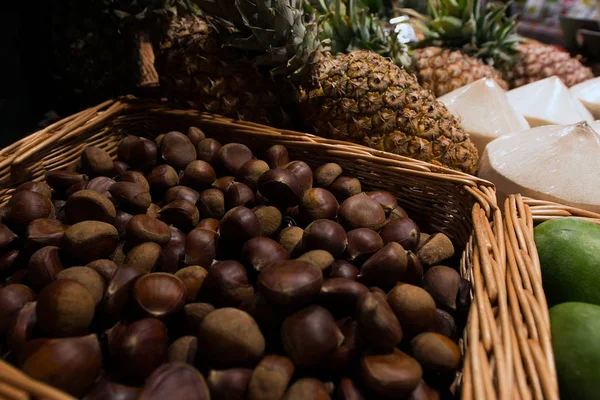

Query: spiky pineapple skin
[300,50,478,174]
[413,47,508,97]
[508,43,594,89]
[154,16,291,127]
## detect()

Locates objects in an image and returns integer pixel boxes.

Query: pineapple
[192,0,478,173]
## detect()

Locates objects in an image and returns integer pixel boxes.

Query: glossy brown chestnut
[160,131,197,170]
[187,126,206,145]
[204,261,254,308]
[252,205,282,237]
[102,265,146,326]
[196,188,224,219]
[147,164,179,192]
[258,260,323,306]
[126,214,171,246]
[248,355,295,400]
[114,318,169,383]
[45,170,88,191]
[218,143,254,174]
[338,194,386,231]
[83,378,142,400]
[344,228,383,262]
[15,181,52,199]
[207,368,252,400]
[283,378,331,400]
[239,159,270,190]
[65,180,89,198]
[0,249,19,273]
[133,273,186,318]
[298,250,335,271]
[0,284,36,334]
[113,210,133,238]
[430,309,457,341]
[80,146,114,177]
[212,176,236,191]
[404,251,424,286]
[360,349,422,398]
[57,266,106,306]
[219,206,261,245]
[285,161,313,193]
[422,266,461,311]
[198,308,265,368]
[87,259,118,283]
[387,283,436,337]
[358,243,408,288]
[410,332,461,373]
[197,138,222,165]
[36,279,95,337]
[318,278,368,314]
[156,226,186,273]
[356,291,403,350]
[313,163,343,188]
[257,168,304,207]
[198,218,220,232]
[184,227,218,268]
[112,161,131,175]
[224,182,255,210]
[300,188,339,222]
[146,202,161,219]
[325,318,364,370]
[303,219,348,258]
[86,176,116,197]
[6,301,37,358]
[117,170,151,192]
[0,223,17,250]
[168,335,199,365]
[264,144,289,169]
[407,380,442,400]
[184,302,215,335]
[380,217,421,252]
[335,377,366,400]
[4,191,54,233]
[281,305,343,367]
[175,266,208,303]
[164,185,201,205]
[279,226,304,255]
[21,334,102,397]
[62,221,119,264]
[242,237,289,272]
[181,160,216,190]
[108,182,152,214]
[159,200,200,232]
[366,191,398,216]
[117,136,158,171]
[65,190,116,224]
[329,260,359,280]
[27,246,64,291]
[329,176,361,202]
[139,362,210,400]
[125,242,162,273]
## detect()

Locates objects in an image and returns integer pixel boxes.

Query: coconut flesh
[439,78,529,154]
[478,121,600,213]
[507,77,594,127]
[570,76,600,119]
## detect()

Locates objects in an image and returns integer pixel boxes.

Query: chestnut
[197,138,222,165]
[108,182,152,214]
[410,332,461,373]
[279,226,303,255]
[329,176,361,202]
[225,182,256,209]
[0,223,17,250]
[405,251,424,285]
[366,191,398,216]
[0,284,36,334]
[264,144,289,168]
[242,237,289,272]
[36,279,95,337]
[144,202,159,219]
[298,250,334,271]
[325,318,363,370]
[360,349,422,398]
[408,380,443,400]
[303,219,348,258]
[21,334,102,397]
[117,136,158,171]
[84,378,142,400]
[218,143,254,175]
[0,249,19,273]
[257,168,303,207]
[248,355,295,400]
[258,260,323,306]
[125,242,162,273]
[147,164,179,192]
[204,261,254,308]
[430,309,457,341]
[86,176,116,197]
[5,301,36,357]
[118,170,151,192]
[27,246,64,291]
[380,217,420,252]
[284,378,331,400]
[387,283,436,337]
[45,170,88,191]
[168,335,199,365]
[181,160,216,190]
[15,181,52,198]
[416,233,455,267]
[5,267,27,285]
[184,228,218,267]
[213,176,236,191]
[318,278,368,314]
[184,302,215,335]
[187,126,206,145]
[281,305,343,367]
[300,188,339,222]
[344,228,383,262]
[66,180,90,198]
[139,362,210,400]
[329,260,359,280]
[197,188,225,219]
[422,266,461,311]
[313,163,343,188]
[219,206,261,245]
[198,217,220,232]
[62,221,119,264]
[358,243,407,288]
[175,266,208,303]
[239,159,270,190]
[207,368,252,400]
[253,205,282,237]
[198,308,265,367]
[126,214,171,246]
[159,200,200,232]
[356,291,403,350]
[102,265,146,326]
[112,160,131,175]
[113,210,133,238]
[87,259,118,283]
[80,146,114,177]
[133,273,186,318]
[4,191,54,233]
[160,131,197,170]
[285,161,313,193]
[335,377,366,400]
[57,266,106,306]
[114,318,169,383]
[65,189,116,224]
[338,194,386,231]
[156,226,186,273]
[165,185,201,205]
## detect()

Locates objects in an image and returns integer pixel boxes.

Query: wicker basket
[0,98,557,399]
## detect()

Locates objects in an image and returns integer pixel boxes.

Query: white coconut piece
[479,121,600,213]
[592,120,600,132]
[570,77,600,119]
[439,78,530,154]
[507,77,594,127]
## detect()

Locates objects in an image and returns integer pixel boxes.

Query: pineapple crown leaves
[192,0,325,80]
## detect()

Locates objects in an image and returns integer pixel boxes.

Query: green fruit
[550,302,600,400]
[534,218,600,307]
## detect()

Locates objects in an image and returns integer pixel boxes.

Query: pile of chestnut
[0,127,470,399]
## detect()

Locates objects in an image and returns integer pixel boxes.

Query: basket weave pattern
[0,98,557,399]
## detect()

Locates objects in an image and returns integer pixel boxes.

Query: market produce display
[0,127,472,399]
